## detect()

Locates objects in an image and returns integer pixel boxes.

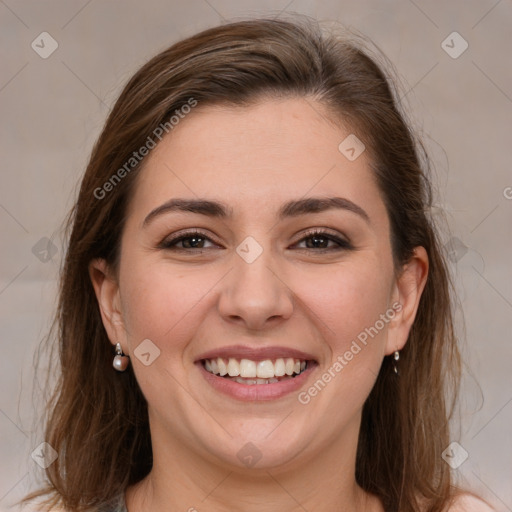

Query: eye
[293,229,352,252]
[159,228,352,253]
[159,230,219,251]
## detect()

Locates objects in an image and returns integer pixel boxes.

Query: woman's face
[93,97,425,472]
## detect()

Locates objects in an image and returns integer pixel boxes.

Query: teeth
[232,376,283,385]
[274,358,286,376]
[240,359,257,378]
[227,358,240,376]
[203,356,308,380]
[256,360,275,378]
[217,358,228,376]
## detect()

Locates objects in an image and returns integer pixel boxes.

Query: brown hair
[20,15,463,512]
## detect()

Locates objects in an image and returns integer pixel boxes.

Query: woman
[20,16,493,512]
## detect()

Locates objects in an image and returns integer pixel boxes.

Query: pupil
[308,235,327,248]
[186,236,203,248]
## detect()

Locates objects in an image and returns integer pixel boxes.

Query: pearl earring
[113,343,130,372]
[393,350,400,375]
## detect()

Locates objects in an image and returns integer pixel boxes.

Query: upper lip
[194,345,317,363]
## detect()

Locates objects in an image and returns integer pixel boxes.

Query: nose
[217,245,294,331]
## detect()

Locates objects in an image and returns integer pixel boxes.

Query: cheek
[292,255,393,357]
[118,261,213,399]
[119,258,217,351]
[290,257,394,431]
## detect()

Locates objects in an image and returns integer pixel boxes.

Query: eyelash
[159,228,353,253]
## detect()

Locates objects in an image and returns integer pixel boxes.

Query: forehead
[126,97,386,226]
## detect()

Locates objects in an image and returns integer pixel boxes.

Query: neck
[125,411,382,512]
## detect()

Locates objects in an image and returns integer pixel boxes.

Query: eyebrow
[142,196,370,227]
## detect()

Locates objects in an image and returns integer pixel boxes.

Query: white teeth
[233,377,283,385]
[217,358,228,376]
[204,356,309,381]
[274,358,286,376]
[227,358,240,377]
[240,359,257,378]
[256,360,275,378]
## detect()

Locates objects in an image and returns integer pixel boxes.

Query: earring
[113,343,130,372]
[393,350,400,375]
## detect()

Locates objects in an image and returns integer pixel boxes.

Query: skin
[90,97,429,512]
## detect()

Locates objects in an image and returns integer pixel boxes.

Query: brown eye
[294,230,352,252]
[160,231,218,251]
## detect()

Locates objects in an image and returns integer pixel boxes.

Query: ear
[88,258,128,352]
[385,246,429,355]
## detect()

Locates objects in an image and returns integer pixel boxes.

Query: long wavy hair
[20,15,463,512]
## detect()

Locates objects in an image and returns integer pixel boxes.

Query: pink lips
[198,362,316,401]
[194,345,317,363]
[195,345,318,401]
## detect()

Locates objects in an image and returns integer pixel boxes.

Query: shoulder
[446,493,496,511]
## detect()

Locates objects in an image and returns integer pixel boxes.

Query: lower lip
[197,361,316,401]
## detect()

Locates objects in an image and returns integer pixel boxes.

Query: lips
[194,345,318,400]
[194,345,317,363]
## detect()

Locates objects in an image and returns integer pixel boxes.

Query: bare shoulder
[446,493,496,511]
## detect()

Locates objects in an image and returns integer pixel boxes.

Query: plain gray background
[1,1,511,510]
